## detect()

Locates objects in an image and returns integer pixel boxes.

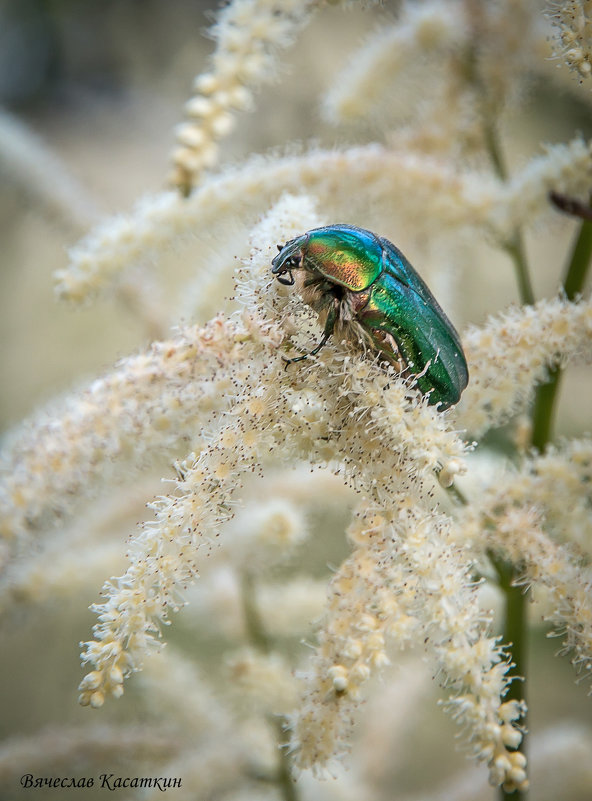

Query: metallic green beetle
[271,224,468,410]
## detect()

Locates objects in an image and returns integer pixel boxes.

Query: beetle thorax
[294,266,334,312]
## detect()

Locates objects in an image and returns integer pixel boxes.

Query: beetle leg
[312,298,339,353]
[283,296,340,366]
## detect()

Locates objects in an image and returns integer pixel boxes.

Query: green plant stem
[443,480,468,507]
[491,554,527,801]
[563,215,592,300]
[531,215,592,451]
[483,120,506,179]
[521,217,592,793]
[240,572,299,801]
[530,366,561,453]
[484,122,535,306]
[495,197,592,801]
[483,121,531,801]
[241,571,271,653]
[448,484,527,800]
[273,718,299,801]
[502,237,535,307]
[493,557,527,708]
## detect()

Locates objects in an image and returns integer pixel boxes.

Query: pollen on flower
[458,446,592,695]
[455,296,592,435]
[213,461,233,481]
[0,316,243,543]
[549,1,592,82]
[247,397,269,417]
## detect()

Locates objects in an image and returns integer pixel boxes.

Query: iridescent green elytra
[271,224,468,410]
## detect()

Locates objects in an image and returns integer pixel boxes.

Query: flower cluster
[291,505,527,792]
[76,194,465,700]
[549,0,592,83]
[454,296,592,436]
[458,440,592,688]
[169,0,318,195]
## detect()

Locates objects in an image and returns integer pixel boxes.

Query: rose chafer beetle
[271,224,468,410]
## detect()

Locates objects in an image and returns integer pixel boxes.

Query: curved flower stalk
[170,0,319,195]
[57,137,592,304]
[322,0,467,126]
[397,722,592,801]
[518,438,592,553]
[324,0,542,155]
[77,195,464,696]
[290,508,422,772]
[494,137,592,236]
[498,523,592,687]
[452,295,592,436]
[57,147,495,302]
[458,469,592,690]
[0,476,163,612]
[291,505,527,793]
[0,316,240,550]
[76,386,295,706]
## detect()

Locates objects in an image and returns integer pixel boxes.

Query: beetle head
[271,234,309,286]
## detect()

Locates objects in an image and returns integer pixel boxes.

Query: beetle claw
[282,352,310,368]
[276,271,294,286]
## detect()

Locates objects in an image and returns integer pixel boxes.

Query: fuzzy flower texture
[2,1,592,800]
